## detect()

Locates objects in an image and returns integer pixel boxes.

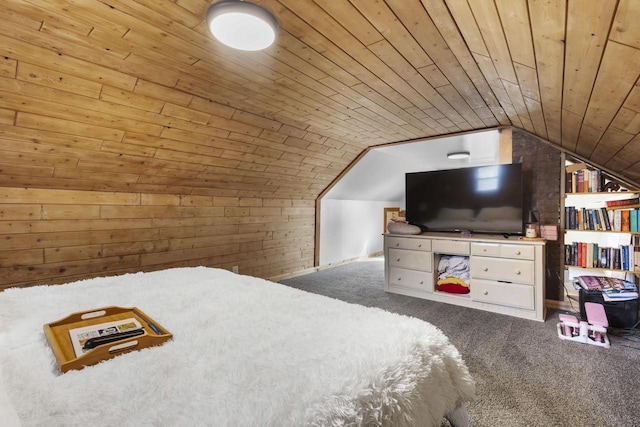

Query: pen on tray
[147,322,163,335]
[82,328,145,350]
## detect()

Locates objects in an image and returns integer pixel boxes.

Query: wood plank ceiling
[1,0,640,199]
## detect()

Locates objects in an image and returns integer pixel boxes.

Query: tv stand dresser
[384,233,546,321]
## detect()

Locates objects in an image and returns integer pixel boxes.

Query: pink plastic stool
[558,313,579,336]
[585,302,609,345]
[557,303,610,348]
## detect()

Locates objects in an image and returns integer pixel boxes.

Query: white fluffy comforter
[0,267,474,426]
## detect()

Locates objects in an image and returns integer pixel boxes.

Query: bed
[0,267,475,426]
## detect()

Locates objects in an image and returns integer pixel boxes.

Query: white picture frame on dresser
[384,233,546,321]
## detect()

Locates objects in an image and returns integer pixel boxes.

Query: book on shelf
[599,247,607,268]
[600,207,612,230]
[606,197,639,208]
[68,317,143,358]
[592,209,601,230]
[578,242,584,267]
[614,210,622,231]
[586,243,593,268]
[577,171,585,193]
[608,210,615,230]
[621,210,631,232]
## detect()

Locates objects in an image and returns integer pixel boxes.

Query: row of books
[565,168,604,193]
[564,242,640,272]
[564,206,640,232]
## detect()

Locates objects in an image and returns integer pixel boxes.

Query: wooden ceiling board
[419,0,486,109]
[0,0,638,199]
[443,0,489,57]
[528,0,566,145]
[595,126,635,166]
[495,0,536,69]
[273,3,414,111]
[429,0,509,126]
[467,0,518,85]
[24,0,130,37]
[353,1,434,69]
[612,108,640,135]
[610,0,640,49]
[386,0,482,125]
[581,41,640,157]
[563,0,615,117]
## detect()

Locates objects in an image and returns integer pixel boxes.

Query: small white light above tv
[447,151,471,160]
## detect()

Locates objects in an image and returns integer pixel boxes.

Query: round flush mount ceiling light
[206,0,279,51]
[447,151,471,160]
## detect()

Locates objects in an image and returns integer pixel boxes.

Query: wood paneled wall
[4,1,640,290]
[0,187,315,289]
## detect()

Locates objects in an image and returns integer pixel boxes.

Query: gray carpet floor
[280,258,640,427]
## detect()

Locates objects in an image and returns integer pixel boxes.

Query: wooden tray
[43,306,172,373]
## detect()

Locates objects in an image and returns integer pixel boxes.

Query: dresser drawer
[388,267,433,291]
[471,243,499,257]
[386,236,431,251]
[472,279,535,310]
[500,244,534,260]
[432,239,470,255]
[470,257,534,285]
[471,242,535,260]
[388,248,432,271]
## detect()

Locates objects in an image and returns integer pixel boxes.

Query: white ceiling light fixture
[206,0,278,51]
[447,151,471,160]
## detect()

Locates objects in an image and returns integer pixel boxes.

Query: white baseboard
[269,252,384,282]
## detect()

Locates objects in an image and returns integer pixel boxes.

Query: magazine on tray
[575,275,638,302]
[68,318,143,358]
[575,275,637,292]
[602,292,638,301]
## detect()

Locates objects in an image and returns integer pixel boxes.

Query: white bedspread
[0,267,474,426]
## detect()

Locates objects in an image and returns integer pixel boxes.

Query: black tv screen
[406,164,524,235]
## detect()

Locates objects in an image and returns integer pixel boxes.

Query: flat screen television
[406,163,524,235]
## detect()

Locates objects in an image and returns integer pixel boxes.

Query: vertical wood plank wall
[0,187,315,289]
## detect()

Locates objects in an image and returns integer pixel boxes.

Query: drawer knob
[516,270,521,275]
[397,258,401,262]
[483,248,487,252]
[516,251,521,255]
[395,242,400,246]
[419,280,424,285]
[483,267,488,272]
[483,290,488,295]
[418,244,422,248]
[397,277,402,281]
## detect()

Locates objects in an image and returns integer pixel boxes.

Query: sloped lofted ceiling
[1,0,640,200]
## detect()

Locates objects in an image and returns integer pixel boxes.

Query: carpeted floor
[280,258,640,427]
